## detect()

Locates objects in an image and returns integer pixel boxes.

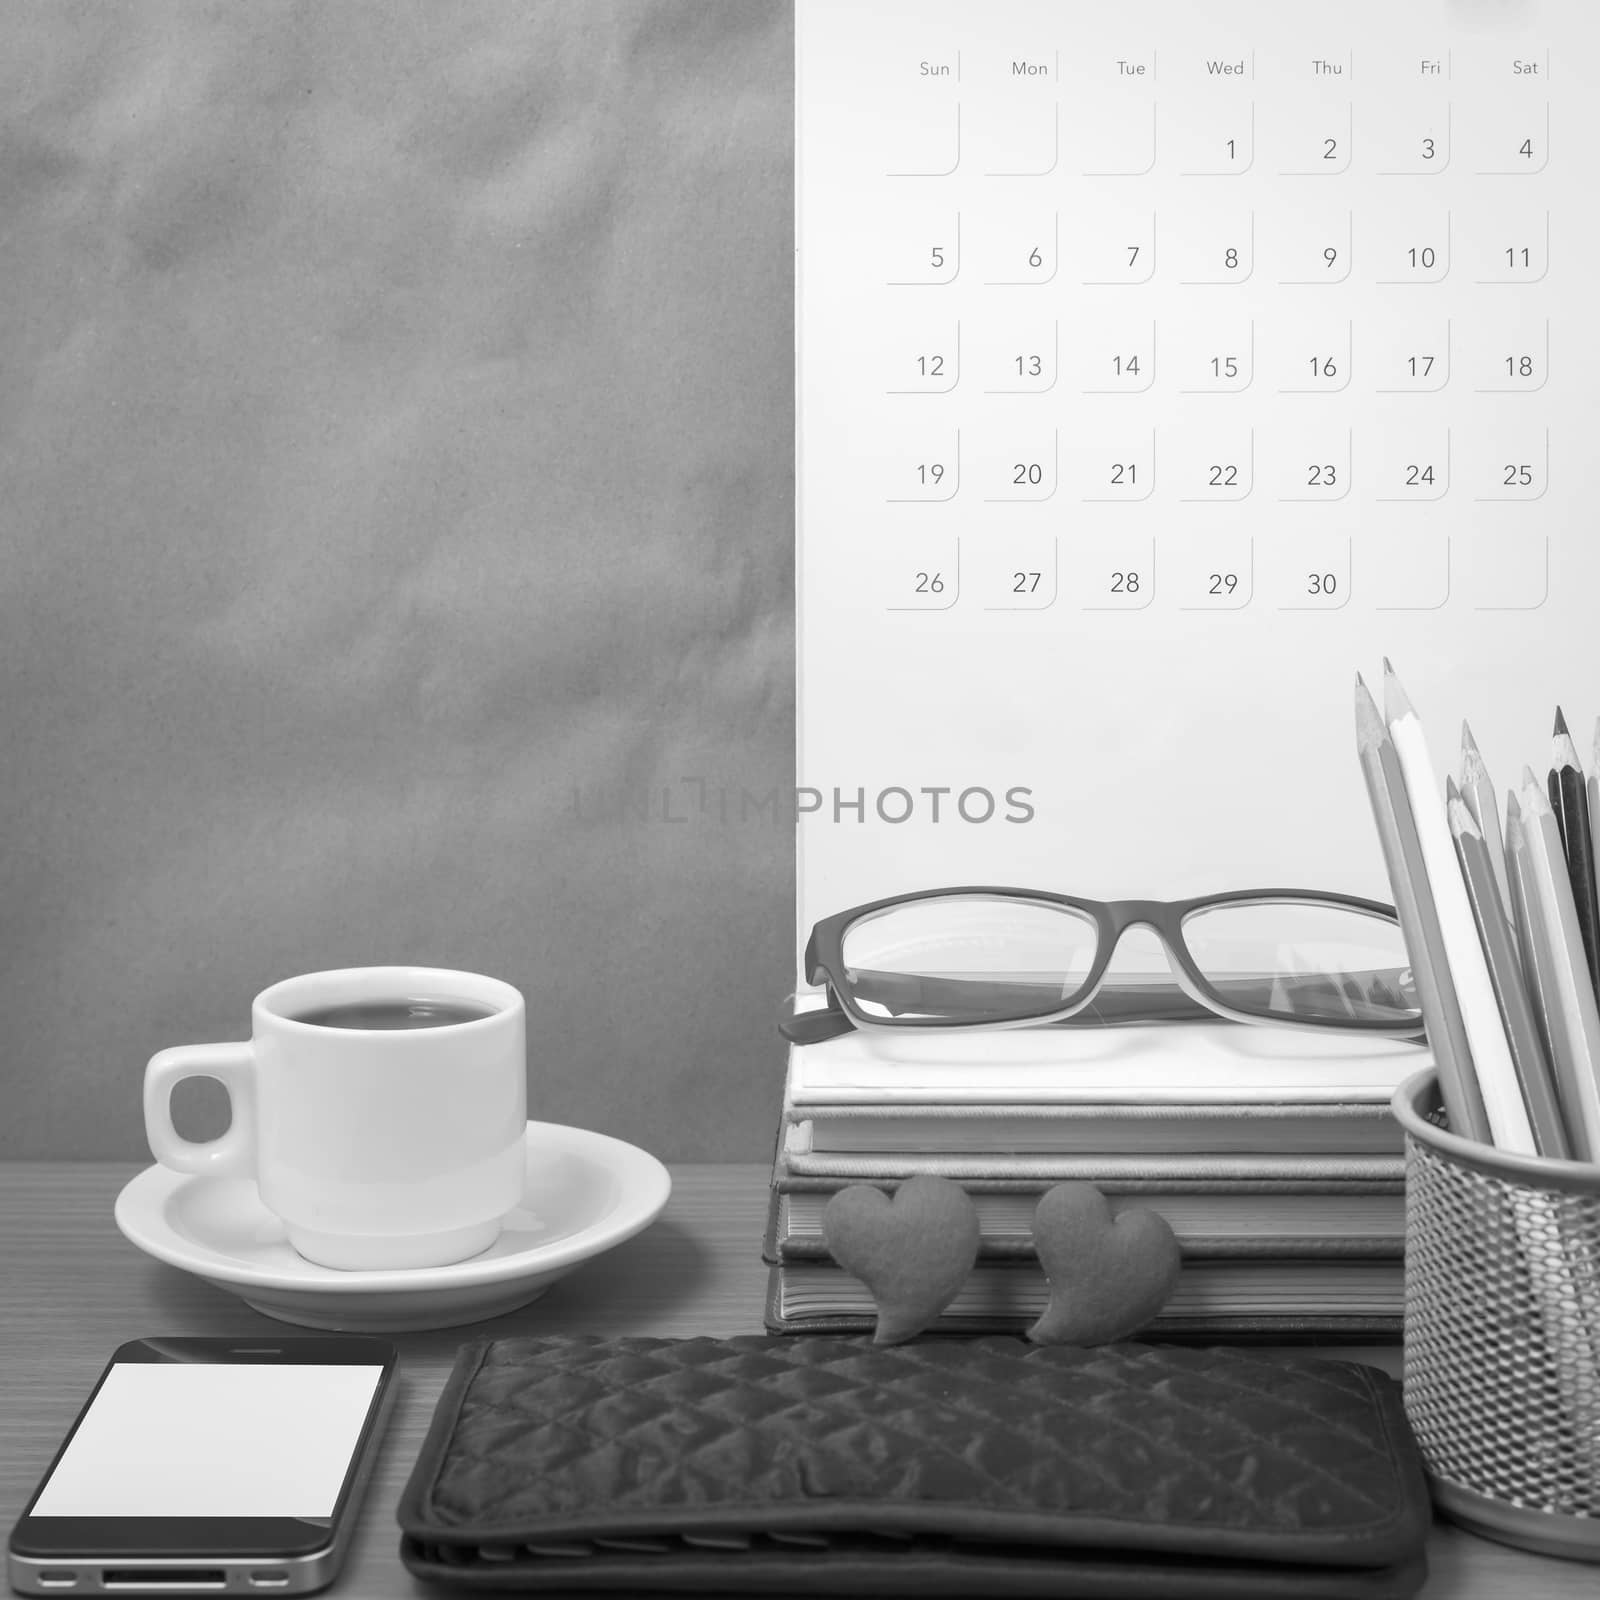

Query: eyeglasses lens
[839,896,1099,1024]
[1179,901,1420,1025]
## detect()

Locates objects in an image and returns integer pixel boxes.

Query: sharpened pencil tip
[1554,706,1570,737]
[1445,774,1461,801]
[1447,793,1481,841]
[1353,676,1386,749]
[1381,662,1414,724]
[1459,725,1492,793]
[1505,788,1523,822]
[1504,801,1524,850]
[1551,720,1581,772]
[1521,773,1555,817]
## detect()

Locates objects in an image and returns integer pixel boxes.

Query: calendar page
[796,0,1600,960]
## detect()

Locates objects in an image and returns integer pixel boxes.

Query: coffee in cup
[143,966,527,1270]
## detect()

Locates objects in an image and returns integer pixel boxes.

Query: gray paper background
[0,1,795,1160]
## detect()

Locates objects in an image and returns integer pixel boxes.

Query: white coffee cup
[143,966,527,1270]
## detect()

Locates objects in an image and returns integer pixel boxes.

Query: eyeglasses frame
[796,885,1419,1042]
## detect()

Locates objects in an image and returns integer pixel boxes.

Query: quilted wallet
[398,1335,1431,1598]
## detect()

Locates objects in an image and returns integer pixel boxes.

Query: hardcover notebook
[785,1105,1403,1154]
[783,1022,1426,1103]
[770,1186,1405,1256]
[795,0,1599,943]
[766,1261,1404,1337]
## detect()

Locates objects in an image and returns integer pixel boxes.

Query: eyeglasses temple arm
[778,1003,858,1045]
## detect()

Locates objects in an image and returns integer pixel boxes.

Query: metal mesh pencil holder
[1394,1068,1600,1562]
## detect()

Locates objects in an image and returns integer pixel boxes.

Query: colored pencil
[1459,722,1514,923]
[1383,665,1534,1153]
[1354,677,1489,1142]
[1449,787,1570,1158]
[1505,795,1563,1103]
[1512,775,1600,1161]
[1548,709,1600,1002]
[1380,682,1599,1458]
[1504,798,1600,1484]
[1591,718,1600,966]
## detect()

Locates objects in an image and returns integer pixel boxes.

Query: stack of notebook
[763,1019,1429,1336]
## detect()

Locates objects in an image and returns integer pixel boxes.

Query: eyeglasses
[782,888,1423,1045]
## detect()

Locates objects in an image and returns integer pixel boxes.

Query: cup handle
[143,1043,257,1179]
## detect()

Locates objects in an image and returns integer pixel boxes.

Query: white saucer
[114,1122,672,1332]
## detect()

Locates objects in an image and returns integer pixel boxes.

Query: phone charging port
[35,1574,76,1589]
[102,1571,226,1590]
[250,1574,290,1589]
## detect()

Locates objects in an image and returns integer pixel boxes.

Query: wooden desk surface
[1,1161,1593,1599]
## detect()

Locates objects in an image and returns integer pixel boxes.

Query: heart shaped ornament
[822,1176,980,1344]
[1026,1182,1181,1346]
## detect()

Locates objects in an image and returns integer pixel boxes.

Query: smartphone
[7,1336,397,1596]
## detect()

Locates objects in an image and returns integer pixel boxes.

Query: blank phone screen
[30,1363,384,1520]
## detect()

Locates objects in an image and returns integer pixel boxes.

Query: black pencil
[1548,708,1600,1001]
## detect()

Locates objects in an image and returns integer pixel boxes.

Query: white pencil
[1513,774,1600,1161]
[1383,665,1535,1154]
[1355,677,1489,1141]
[1460,722,1514,922]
